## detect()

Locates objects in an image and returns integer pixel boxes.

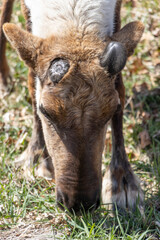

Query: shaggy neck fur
[24,0,117,39]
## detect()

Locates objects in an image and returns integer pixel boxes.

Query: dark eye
[49,58,70,84]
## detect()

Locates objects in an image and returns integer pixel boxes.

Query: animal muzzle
[56,186,100,214]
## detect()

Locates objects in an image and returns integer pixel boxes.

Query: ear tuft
[100,41,127,75]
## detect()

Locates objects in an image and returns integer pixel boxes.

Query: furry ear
[100,21,144,75]
[112,21,144,57]
[3,23,42,69]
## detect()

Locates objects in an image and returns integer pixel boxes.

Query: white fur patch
[24,0,117,39]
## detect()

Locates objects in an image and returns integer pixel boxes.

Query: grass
[0,0,160,239]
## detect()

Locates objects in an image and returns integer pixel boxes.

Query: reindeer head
[3,22,144,213]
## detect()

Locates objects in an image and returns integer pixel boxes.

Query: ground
[0,0,160,239]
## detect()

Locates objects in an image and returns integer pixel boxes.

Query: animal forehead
[42,33,106,61]
[41,78,116,133]
[40,66,117,130]
[43,69,113,109]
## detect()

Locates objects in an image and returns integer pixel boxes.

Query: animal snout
[56,187,100,214]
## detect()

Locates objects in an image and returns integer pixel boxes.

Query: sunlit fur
[2,0,144,213]
[24,0,117,39]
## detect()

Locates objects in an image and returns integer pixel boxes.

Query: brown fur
[0,0,14,94]
[114,0,122,33]
[1,0,144,213]
[21,0,32,32]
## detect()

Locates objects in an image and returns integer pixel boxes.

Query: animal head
[3,21,144,213]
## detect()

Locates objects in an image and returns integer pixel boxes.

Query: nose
[56,188,100,214]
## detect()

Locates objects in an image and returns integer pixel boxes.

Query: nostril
[56,188,70,210]
[95,197,100,209]
[87,196,100,212]
[56,188,65,209]
[56,188,100,213]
